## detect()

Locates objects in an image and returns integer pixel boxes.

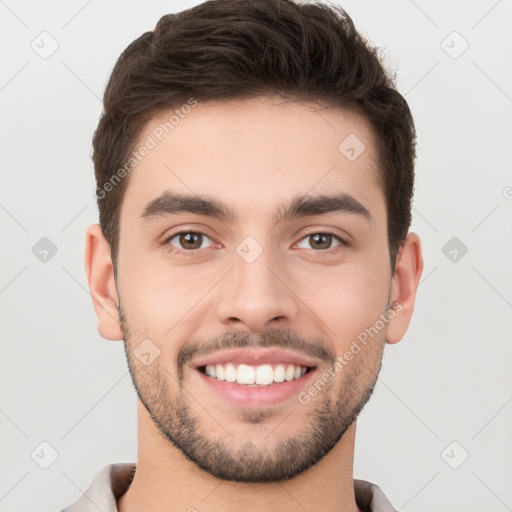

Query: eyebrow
[140,191,372,225]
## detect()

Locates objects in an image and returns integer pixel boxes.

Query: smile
[200,363,311,386]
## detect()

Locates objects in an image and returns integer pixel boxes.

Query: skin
[85,96,423,512]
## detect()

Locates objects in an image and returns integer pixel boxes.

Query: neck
[118,401,361,512]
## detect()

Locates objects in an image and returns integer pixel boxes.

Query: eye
[296,232,346,252]
[162,230,347,256]
[164,231,215,253]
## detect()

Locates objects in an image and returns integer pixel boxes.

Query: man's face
[115,97,393,482]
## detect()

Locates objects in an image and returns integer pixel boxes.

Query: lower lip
[194,367,317,407]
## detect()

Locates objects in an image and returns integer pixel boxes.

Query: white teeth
[285,365,295,382]
[237,364,254,384]
[273,364,285,382]
[203,363,310,385]
[255,364,274,385]
[215,364,225,381]
[225,363,237,382]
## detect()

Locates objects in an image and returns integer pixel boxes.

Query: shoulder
[354,478,397,512]
[60,463,136,512]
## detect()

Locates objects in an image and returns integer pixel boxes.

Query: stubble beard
[119,304,384,483]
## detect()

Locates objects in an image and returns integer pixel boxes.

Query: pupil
[181,232,201,249]
[312,233,330,249]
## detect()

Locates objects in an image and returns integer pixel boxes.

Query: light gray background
[1,1,511,511]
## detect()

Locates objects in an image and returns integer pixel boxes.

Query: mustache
[177,327,335,372]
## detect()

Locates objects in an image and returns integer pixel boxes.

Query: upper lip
[192,348,319,369]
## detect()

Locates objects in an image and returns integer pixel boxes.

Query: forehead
[120,96,385,226]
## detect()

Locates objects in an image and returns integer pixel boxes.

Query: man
[64,0,423,510]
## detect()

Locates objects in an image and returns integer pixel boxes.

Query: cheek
[119,256,219,339]
[305,264,390,349]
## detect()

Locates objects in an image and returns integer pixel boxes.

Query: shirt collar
[62,463,397,512]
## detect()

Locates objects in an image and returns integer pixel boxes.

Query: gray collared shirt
[61,463,397,512]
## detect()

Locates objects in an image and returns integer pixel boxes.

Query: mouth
[198,362,315,386]
[191,348,319,407]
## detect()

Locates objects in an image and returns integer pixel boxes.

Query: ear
[386,232,424,344]
[84,224,123,341]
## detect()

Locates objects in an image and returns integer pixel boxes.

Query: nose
[216,243,299,333]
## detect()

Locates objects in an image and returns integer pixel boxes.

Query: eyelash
[162,230,348,257]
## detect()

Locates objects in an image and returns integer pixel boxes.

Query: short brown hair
[92,0,416,269]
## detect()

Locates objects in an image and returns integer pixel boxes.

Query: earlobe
[386,232,424,345]
[84,224,124,341]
